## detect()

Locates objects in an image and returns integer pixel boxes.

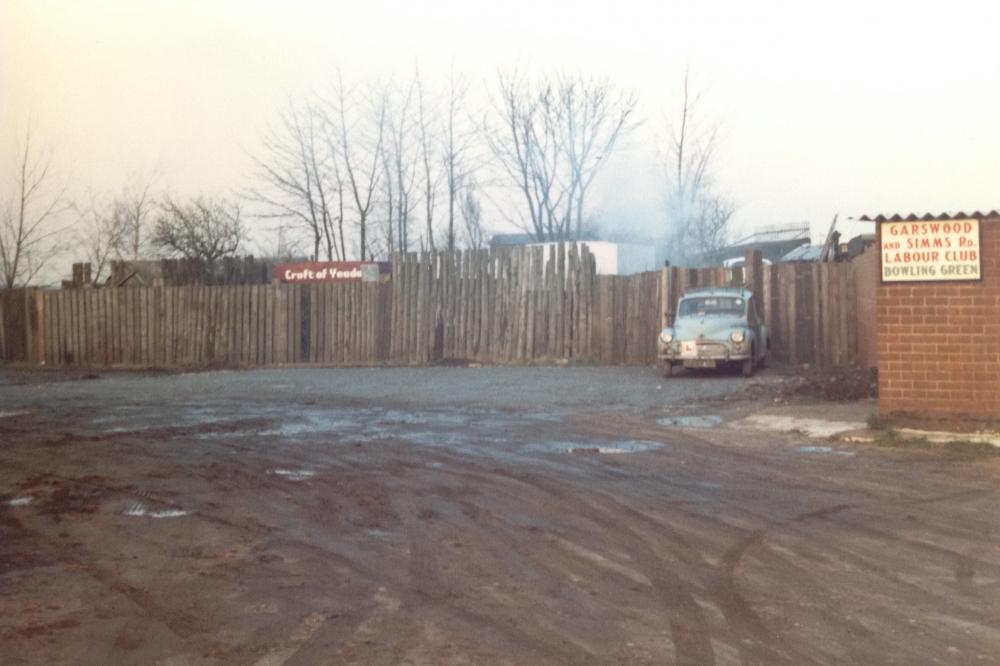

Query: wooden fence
[0,288,41,363]
[657,253,871,367]
[2,245,878,369]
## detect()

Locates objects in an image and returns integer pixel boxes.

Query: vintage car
[657,287,768,377]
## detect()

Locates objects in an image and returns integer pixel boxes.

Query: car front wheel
[741,357,754,377]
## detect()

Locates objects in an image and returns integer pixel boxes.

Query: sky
[3,0,1000,266]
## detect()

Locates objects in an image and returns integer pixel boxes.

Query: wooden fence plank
[838,264,850,366]
[845,262,858,366]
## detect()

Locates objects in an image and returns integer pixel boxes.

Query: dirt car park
[2,364,999,665]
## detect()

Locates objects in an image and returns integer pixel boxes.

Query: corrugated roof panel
[730,226,810,245]
[781,244,823,262]
[859,210,1000,222]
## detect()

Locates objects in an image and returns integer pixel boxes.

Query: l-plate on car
[657,287,769,377]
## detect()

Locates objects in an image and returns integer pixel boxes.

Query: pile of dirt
[737,365,877,405]
[806,366,877,401]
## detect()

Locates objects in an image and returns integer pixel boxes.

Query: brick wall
[877,216,1000,418]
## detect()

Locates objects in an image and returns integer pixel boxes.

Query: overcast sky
[4,0,999,249]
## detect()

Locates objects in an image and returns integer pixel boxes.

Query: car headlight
[730,330,745,344]
[659,329,674,344]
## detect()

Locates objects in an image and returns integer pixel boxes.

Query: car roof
[680,287,754,299]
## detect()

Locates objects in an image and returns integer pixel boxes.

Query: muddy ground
[1,366,998,665]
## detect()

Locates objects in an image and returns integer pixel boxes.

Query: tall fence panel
[853,248,878,369]
[0,288,41,363]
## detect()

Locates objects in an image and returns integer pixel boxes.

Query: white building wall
[525,241,656,276]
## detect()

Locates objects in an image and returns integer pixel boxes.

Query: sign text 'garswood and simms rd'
[880,219,981,282]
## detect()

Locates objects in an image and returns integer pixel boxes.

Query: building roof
[728,225,810,245]
[490,233,539,246]
[858,211,1000,222]
[781,244,824,262]
[490,232,602,247]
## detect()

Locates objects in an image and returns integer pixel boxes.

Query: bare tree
[663,69,734,264]
[328,72,385,261]
[459,179,486,250]
[152,195,246,262]
[252,222,308,261]
[0,127,70,287]
[488,70,635,242]
[415,71,443,251]
[559,74,637,239]
[250,99,344,261]
[442,66,482,251]
[379,77,420,255]
[74,191,129,284]
[112,169,159,260]
[487,69,554,240]
[689,195,734,263]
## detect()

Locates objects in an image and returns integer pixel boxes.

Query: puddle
[366,528,390,538]
[258,413,361,437]
[529,440,664,455]
[154,404,629,464]
[262,408,472,437]
[796,445,856,457]
[0,410,30,419]
[380,410,469,427]
[269,468,316,481]
[122,503,190,518]
[657,415,722,429]
[7,496,33,506]
[100,405,242,434]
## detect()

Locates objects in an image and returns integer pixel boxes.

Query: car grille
[696,342,728,357]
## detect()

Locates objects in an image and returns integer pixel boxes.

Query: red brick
[877,217,1000,418]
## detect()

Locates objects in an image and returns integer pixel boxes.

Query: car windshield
[678,296,746,318]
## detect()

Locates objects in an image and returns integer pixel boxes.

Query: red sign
[273,262,391,284]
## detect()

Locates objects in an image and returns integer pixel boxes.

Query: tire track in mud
[710,504,853,665]
[0,514,228,655]
[576,419,1000,663]
[390,476,608,665]
[1,465,325,663]
[435,465,717,665]
[405,451,736,663]
[245,464,609,665]
[600,418,1000,662]
[482,412,822,663]
[810,508,1000,623]
[417,493,632,664]
[551,480,830,666]
[434,416,850,666]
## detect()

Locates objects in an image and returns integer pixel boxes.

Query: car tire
[741,357,754,377]
[662,361,673,378]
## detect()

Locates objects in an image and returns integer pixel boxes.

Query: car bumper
[657,343,750,363]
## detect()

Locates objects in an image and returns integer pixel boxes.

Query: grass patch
[866,432,1000,459]
[866,412,894,431]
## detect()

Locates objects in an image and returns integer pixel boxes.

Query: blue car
[657,287,769,377]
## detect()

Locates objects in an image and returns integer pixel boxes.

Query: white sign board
[880,219,981,282]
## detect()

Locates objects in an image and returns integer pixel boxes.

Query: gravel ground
[2,365,999,665]
[1,365,760,412]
